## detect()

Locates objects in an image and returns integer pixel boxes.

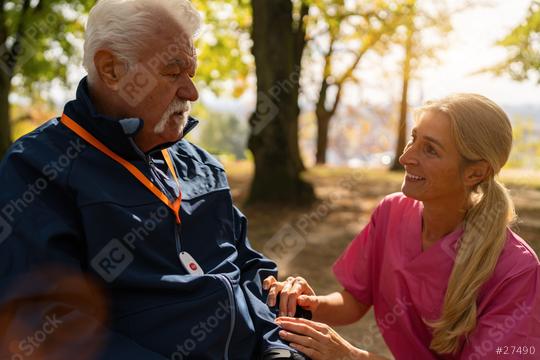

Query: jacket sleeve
[231,206,303,358]
[0,147,166,359]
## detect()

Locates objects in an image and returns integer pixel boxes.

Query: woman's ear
[93,49,127,90]
[463,160,491,187]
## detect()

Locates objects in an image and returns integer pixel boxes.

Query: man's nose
[177,77,199,102]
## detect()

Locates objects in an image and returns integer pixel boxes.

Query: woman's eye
[425,144,438,156]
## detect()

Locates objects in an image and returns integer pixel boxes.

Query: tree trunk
[0,0,32,159]
[0,73,11,159]
[315,111,330,165]
[314,82,342,166]
[0,12,12,160]
[247,0,315,205]
[390,26,414,172]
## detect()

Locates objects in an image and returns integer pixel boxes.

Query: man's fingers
[286,292,299,318]
[286,280,305,317]
[266,281,284,307]
[266,276,316,316]
[263,275,276,290]
[279,279,294,316]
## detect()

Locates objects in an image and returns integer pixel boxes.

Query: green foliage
[390,0,454,78]
[491,0,540,83]
[2,1,96,91]
[507,116,540,169]
[191,0,252,97]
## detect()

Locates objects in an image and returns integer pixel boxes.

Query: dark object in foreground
[262,349,308,360]
[271,293,313,320]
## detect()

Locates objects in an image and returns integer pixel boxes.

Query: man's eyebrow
[162,59,196,72]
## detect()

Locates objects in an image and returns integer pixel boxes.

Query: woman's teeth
[406,173,426,181]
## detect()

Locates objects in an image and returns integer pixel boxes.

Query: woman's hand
[275,317,364,360]
[263,276,319,317]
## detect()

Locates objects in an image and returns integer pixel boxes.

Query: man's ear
[93,49,127,90]
[463,160,491,188]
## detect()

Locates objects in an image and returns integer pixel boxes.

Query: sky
[417,0,540,106]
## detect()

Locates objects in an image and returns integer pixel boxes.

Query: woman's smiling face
[398,110,468,204]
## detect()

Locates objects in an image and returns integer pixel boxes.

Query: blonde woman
[264,94,540,359]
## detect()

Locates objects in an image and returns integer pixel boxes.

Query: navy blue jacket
[0,78,293,359]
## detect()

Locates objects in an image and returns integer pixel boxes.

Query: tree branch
[329,81,343,116]
[6,0,33,77]
[315,28,338,114]
[294,1,310,65]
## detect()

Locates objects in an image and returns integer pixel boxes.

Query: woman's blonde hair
[418,93,516,354]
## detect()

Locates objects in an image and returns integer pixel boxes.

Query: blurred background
[1,0,539,357]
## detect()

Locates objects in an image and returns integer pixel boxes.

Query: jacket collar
[62,77,199,161]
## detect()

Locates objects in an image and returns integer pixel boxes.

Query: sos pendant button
[179,251,204,276]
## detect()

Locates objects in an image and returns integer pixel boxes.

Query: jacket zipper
[174,223,182,254]
[129,138,181,254]
[130,137,235,358]
[216,274,236,360]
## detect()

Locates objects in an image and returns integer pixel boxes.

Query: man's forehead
[145,31,198,69]
[160,31,196,56]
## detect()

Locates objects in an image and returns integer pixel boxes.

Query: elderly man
[0,0,306,359]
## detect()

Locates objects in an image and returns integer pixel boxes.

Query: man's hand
[263,276,319,317]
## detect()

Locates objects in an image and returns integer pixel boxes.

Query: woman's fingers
[276,317,359,360]
[277,318,331,360]
[297,294,320,312]
[279,329,316,348]
[275,317,330,342]
[277,316,328,332]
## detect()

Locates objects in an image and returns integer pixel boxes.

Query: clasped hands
[263,276,366,360]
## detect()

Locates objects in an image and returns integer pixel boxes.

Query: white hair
[83,0,201,79]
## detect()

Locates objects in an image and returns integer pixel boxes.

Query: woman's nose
[399,144,418,166]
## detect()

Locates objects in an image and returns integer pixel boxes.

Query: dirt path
[227,165,540,358]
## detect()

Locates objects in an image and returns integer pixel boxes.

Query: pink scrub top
[333,193,540,359]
